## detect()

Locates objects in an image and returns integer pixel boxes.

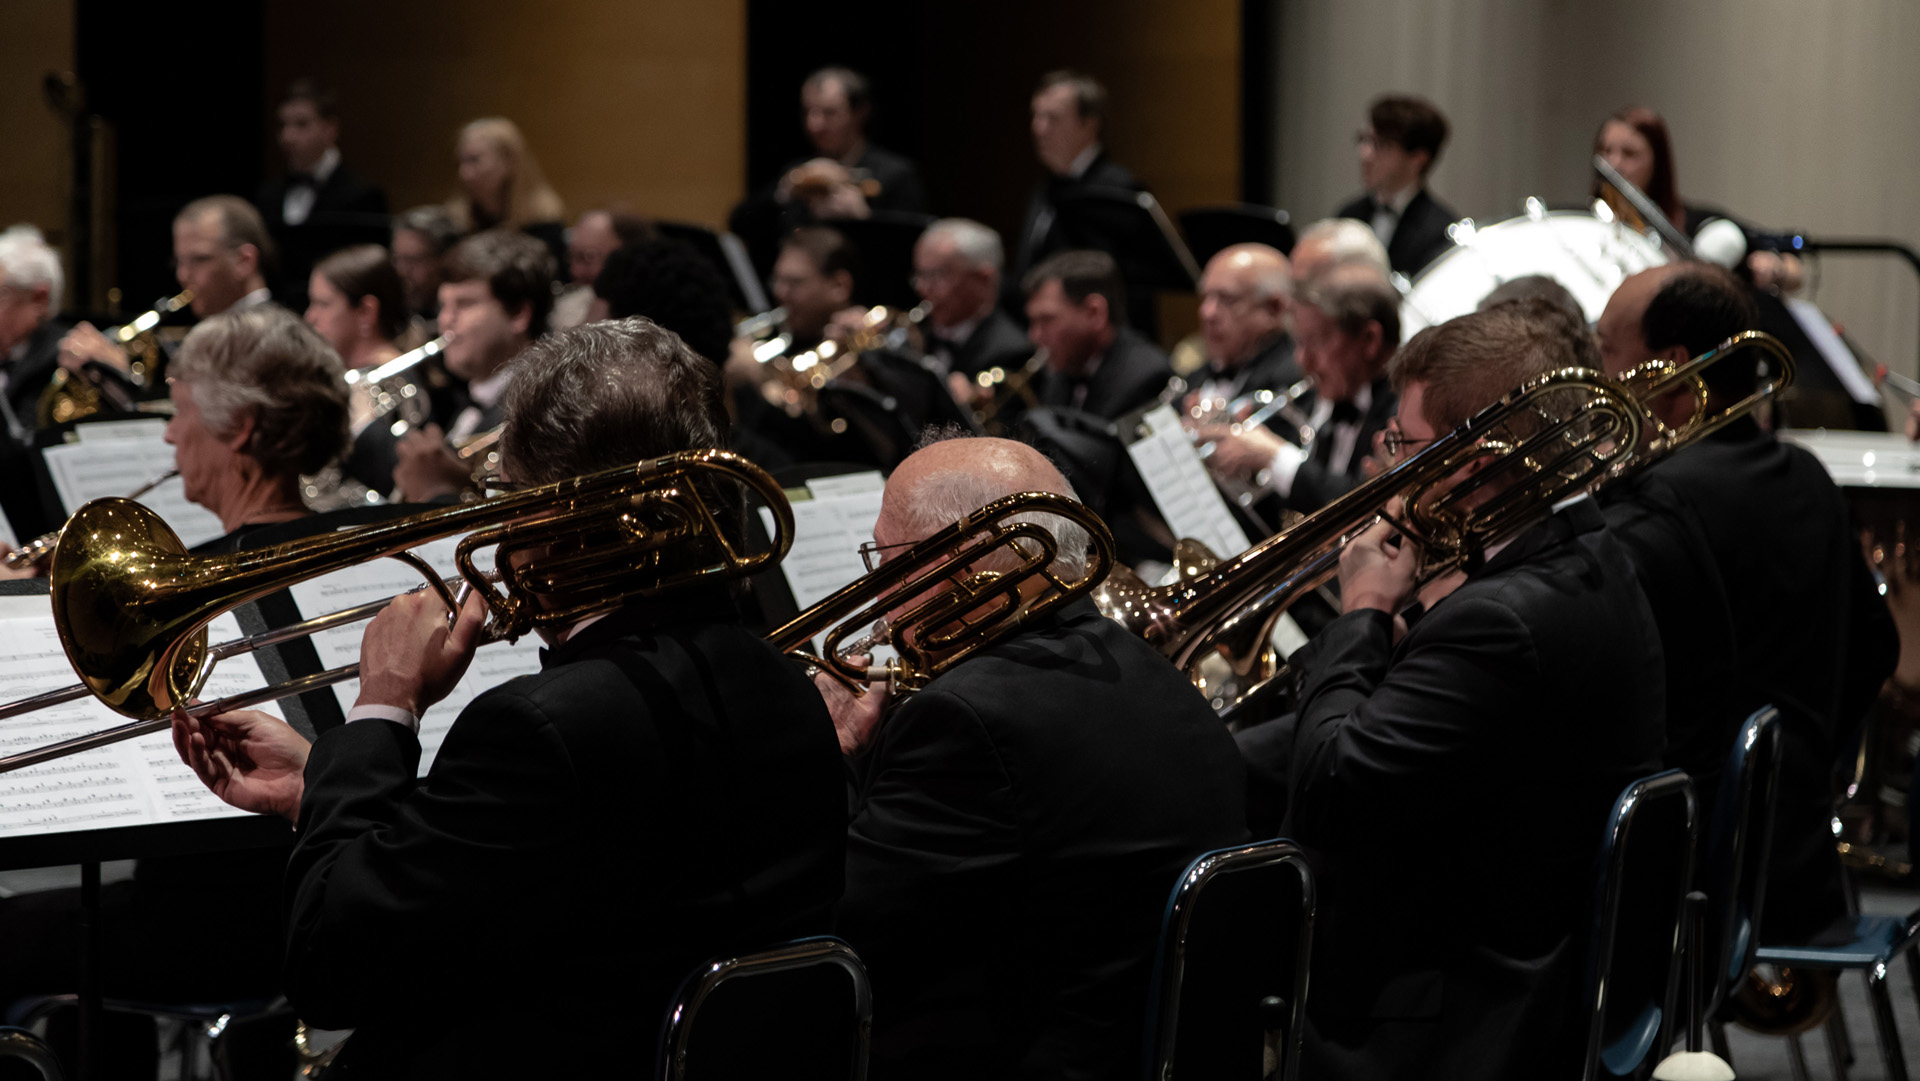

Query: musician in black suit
[0,227,67,455]
[1263,301,1666,1080]
[1597,263,1895,944]
[1200,263,1399,514]
[1008,70,1145,312]
[171,317,846,1080]
[1023,250,1172,421]
[912,219,1029,380]
[255,79,389,312]
[815,434,1247,1080]
[1334,95,1458,278]
[1187,243,1300,409]
[393,230,553,502]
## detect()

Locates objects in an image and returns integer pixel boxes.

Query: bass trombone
[0,449,792,773]
[769,491,1115,697]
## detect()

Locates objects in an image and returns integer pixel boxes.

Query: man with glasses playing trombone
[1240,299,1666,1080]
[169,318,848,1080]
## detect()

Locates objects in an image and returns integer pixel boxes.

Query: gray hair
[172,306,348,478]
[897,432,1091,581]
[0,225,64,312]
[923,218,1004,275]
[1295,218,1391,279]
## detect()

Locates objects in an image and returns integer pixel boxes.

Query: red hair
[1592,106,1682,231]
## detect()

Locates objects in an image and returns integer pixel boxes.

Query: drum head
[1399,209,1670,339]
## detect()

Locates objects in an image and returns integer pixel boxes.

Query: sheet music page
[0,501,15,550]
[0,598,276,837]
[1126,405,1252,559]
[1784,298,1879,406]
[42,441,225,551]
[286,537,545,775]
[759,472,885,615]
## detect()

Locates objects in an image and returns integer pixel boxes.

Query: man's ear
[1657,343,1691,368]
[1083,293,1110,328]
[1411,149,1433,180]
[233,243,260,279]
[507,300,534,338]
[828,270,854,305]
[224,410,257,453]
[354,293,382,333]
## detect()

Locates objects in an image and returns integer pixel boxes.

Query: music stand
[832,212,934,310]
[1051,187,1203,292]
[1178,204,1298,264]
[654,221,772,314]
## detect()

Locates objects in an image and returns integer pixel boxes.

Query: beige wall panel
[0,1,76,250]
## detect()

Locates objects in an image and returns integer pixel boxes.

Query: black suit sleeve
[1288,598,1537,842]
[1286,460,1365,511]
[284,698,581,1028]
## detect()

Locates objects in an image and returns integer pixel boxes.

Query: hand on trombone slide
[1337,498,1468,623]
[811,651,889,757]
[171,706,311,823]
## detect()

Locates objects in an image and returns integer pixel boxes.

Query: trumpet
[0,449,791,773]
[753,303,930,419]
[971,350,1050,436]
[4,468,180,572]
[1096,367,1645,720]
[349,337,445,439]
[38,290,193,425]
[769,491,1115,696]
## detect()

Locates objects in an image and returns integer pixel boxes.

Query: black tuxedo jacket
[4,319,66,433]
[946,308,1032,379]
[1012,153,1145,285]
[1037,326,1173,421]
[1335,188,1458,278]
[256,162,390,308]
[1283,376,1396,513]
[1204,333,1302,401]
[286,594,847,1080]
[1602,419,1894,941]
[851,143,928,215]
[838,597,1247,1081]
[1279,500,1665,1080]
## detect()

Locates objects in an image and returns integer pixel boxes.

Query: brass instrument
[769,491,1115,696]
[1614,329,1794,459]
[971,350,1050,436]
[0,449,791,773]
[1096,368,1645,721]
[754,303,930,421]
[349,336,445,439]
[1193,377,1318,509]
[733,306,788,341]
[38,290,193,425]
[4,468,179,572]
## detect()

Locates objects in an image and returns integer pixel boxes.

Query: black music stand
[654,221,772,314]
[1051,187,1203,293]
[0,580,302,1081]
[833,213,934,311]
[1178,204,1298,264]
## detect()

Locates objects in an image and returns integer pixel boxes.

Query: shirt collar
[231,288,272,312]
[311,146,341,186]
[467,364,514,407]
[1067,143,1103,180]
[1374,183,1420,215]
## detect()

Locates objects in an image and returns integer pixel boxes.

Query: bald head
[878,436,1088,579]
[1596,264,1683,379]
[1200,244,1292,369]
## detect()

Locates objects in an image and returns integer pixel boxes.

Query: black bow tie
[1330,400,1362,425]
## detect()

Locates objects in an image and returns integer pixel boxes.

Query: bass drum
[1398,206,1671,340]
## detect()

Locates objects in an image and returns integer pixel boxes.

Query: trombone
[0,449,792,774]
[770,491,1115,697]
[3,467,179,572]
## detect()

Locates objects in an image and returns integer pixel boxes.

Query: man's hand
[1905,401,1920,443]
[393,425,473,502]
[1197,422,1285,479]
[171,707,312,822]
[812,654,889,756]
[0,544,46,581]
[356,589,488,716]
[57,322,131,376]
[1339,510,1422,615]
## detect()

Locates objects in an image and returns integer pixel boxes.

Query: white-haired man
[817,433,1245,1080]
[1191,243,1300,405]
[1289,218,1393,282]
[913,218,1030,382]
[0,225,67,438]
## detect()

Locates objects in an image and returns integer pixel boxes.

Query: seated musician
[1335,95,1459,278]
[1009,70,1144,306]
[1187,242,1299,408]
[911,218,1029,384]
[58,195,279,393]
[254,78,389,312]
[786,66,927,220]
[1249,299,1667,1080]
[1199,262,1400,514]
[171,317,847,1080]
[1289,217,1391,281]
[551,206,652,331]
[304,244,427,501]
[1595,263,1895,945]
[815,433,1247,1081]
[445,118,568,272]
[392,229,553,503]
[1023,250,1173,420]
[392,204,459,334]
[0,226,68,538]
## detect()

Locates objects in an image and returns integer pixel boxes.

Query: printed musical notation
[0,598,280,837]
[286,538,545,775]
[1126,405,1252,560]
[42,433,225,550]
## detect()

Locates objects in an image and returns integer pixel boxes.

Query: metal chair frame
[1142,838,1316,1081]
[655,936,872,1081]
[0,1026,63,1081]
[1582,769,1698,1081]
[7,993,287,1081]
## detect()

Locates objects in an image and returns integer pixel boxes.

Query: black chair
[1581,769,1697,1081]
[1752,893,1920,1080]
[7,993,288,1081]
[1141,839,1315,1081]
[817,382,920,472]
[655,936,871,1081]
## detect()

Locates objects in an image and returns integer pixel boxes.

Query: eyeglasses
[1381,429,1434,457]
[858,539,916,572]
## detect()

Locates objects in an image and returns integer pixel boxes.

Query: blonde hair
[448,118,565,231]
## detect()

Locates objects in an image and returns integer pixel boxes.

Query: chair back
[1703,707,1782,1017]
[656,936,872,1081]
[1142,838,1315,1081]
[1582,769,1698,1081]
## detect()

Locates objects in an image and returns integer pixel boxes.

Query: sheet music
[286,537,546,774]
[0,501,15,550]
[74,418,168,443]
[760,472,886,614]
[1126,405,1252,558]
[1784,298,1879,406]
[0,598,276,837]
[42,441,225,551]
